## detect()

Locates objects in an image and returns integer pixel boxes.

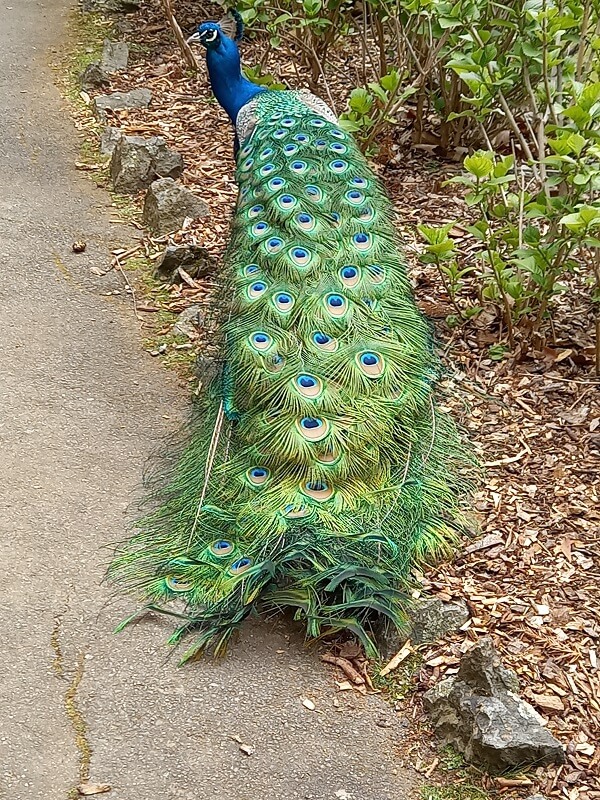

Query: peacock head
[187,22,224,51]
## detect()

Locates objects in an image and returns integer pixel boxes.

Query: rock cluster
[155,244,214,283]
[142,179,210,234]
[424,638,565,772]
[92,88,152,120]
[110,136,184,193]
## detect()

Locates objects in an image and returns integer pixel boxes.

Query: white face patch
[203,29,218,43]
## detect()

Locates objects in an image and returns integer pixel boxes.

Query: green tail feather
[109,92,477,657]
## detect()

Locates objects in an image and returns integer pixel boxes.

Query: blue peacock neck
[205,36,266,124]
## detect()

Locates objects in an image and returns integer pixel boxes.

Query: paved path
[0,3,419,798]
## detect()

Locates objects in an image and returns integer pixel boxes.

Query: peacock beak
[186,31,202,45]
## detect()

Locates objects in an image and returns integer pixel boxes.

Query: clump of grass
[370,652,422,702]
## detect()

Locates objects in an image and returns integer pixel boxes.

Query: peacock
[109,13,475,662]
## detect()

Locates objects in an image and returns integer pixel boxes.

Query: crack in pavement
[50,610,91,798]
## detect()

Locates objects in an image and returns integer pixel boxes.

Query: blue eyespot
[266,237,283,253]
[330,142,347,153]
[268,177,285,190]
[210,539,234,557]
[230,557,252,574]
[294,133,309,142]
[281,117,295,127]
[298,375,316,388]
[305,185,322,200]
[313,332,330,345]
[260,147,274,159]
[328,295,344,307]
[342,267,357,279]
[315,138,327,149]
[277,293,292,305]
[352,177,368,187]
[361,353,379,366]
[291,160,307,172]
[310,118,326,127]
[251,282,265,292]
[306,481,327,492]
[251,468,267,478]
[353,232,372,250]
[244,264,260,276]
[284,143,298,154]
[253,333,268,344]
[298,214,311,224]
[260,163,275,176]
[301,417,321,429]
[252,221,269,236]
[273,129,287,139]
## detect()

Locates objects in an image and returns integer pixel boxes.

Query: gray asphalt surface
[0,2,420,798]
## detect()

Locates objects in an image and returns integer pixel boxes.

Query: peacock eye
[310,118,326,127]
[357,351,385,377]
[325,294,347,318]
[340,265,360,288]
[302,481,334,501]
[230,557,252,575]
[305,185,322,201]
[266,237,284,253]
[260,163,276,177]
[312,331,338,351]
[246,467,270,486]
[351,177,369,188]
[315,138,327,149]
[274,292,294,312]
[248,204,264,218]
[248,281,267,299]
[329,142,347,154]
[273,129,287,139]
[330,129,346,139]
[283,143,298,154]
[268,177,286,191]
[294,133,309,142]
[290,247,311,267]
[241,157,254,171]
[297,416,329,441]
[165,576,193,592]
[252,221,270,236]
[244,264,260,276]
[210,540,234,556]
[359,206,375,222]
[353,232,372,251]
[281,117,296,127]
[330,159,349,174]
[295,373,322,398]
[260,147,274,159]
[290,160,307,173]
[278,194,296,210]
[346,190,363,204]
[250,331,272,351]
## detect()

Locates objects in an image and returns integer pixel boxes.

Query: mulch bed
[67,2,599,796]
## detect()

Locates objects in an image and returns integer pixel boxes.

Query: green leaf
[464,153,494,179]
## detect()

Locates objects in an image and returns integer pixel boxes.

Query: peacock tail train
[110,86,475,661]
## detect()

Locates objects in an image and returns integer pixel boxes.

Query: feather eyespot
[246,467,270,487]
[305,185,323,202]
[309,118,326,127]
[248,204,264,219]
[239,144,252,158]
[330,159,348,174]
[345,189,364,206]
[290,246,311,267]
[268,177,286,192]
[265,354,285,373]
[314,138,327,150]
[329,142,347,154]
[210,540,234,556]
[265,237,284,254]
[294,133,309,143]
[339,265,361,288]
[247,281,267,300]
[243,264,260,277]
[294,374,322,398]
[352,232,372,252]
[330,129,346,139]
[295,213,315,232]
[241,157,254,172]
[165,576,193,592]
[251,221,270,237]
[281,117,296,127]
[277,194,297,211]
[282,504,311,519]
[260,147,274,160]
[290,160,308,174]
[324,293,347,318]
[351,177,369,188]
[357,351,385,378]
[283,143,299,155]
[359,206,376,223]
[302,481,334,501]
[312,331,338,352]
[260,163,276,177]
[249,331,272,351]
[270,112,283,121]
[315,445,340,464]
[297,416,329,441]
[230,557,252,575]
[273,292,295,312]
[273,129,287,139]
